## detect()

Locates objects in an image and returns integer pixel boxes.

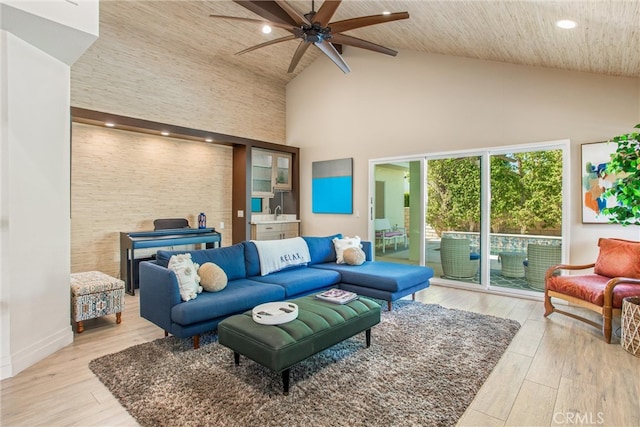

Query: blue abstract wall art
[312,158,353,214]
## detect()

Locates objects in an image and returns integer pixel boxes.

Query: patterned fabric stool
[71,271,125,333]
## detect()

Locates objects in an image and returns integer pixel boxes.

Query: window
[370,141,568,297]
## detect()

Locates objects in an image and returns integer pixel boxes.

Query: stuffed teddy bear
[198,262,228,292]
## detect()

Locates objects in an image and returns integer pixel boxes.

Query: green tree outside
[426,150,562,235]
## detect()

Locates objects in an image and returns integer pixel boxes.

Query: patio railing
[441,231,561,254]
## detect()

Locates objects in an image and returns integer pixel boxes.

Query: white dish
[252,302,298,325]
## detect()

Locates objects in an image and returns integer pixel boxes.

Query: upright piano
[120,228,221,295]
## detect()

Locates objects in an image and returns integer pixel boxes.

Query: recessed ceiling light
[161,131,170,136]
[205,138,213,143]
[382,11,391,16]
[105,122,115,127]
[262,25,272,34]
[556,19,577,29]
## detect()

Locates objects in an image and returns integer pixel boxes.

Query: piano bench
[70,271,125,333]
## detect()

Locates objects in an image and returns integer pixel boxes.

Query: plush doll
[199,262,228,292]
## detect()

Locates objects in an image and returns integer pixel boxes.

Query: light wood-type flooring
[1,285,639,426]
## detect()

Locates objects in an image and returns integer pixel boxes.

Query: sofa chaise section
[312,255,433,311]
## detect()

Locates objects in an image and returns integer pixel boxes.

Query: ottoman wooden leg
[116,312,122,324]
[282,368,290,395]
[76,321,84,333]
[365,328,371,347]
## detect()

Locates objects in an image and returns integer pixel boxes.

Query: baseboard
[0,355,13,380]
[3,326,73,379]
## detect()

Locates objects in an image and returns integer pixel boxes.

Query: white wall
[0,1,97,379]
[287,49,640,264]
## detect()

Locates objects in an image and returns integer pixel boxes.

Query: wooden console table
[120,228,221,295]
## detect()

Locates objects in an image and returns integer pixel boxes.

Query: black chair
[153,218,190,230]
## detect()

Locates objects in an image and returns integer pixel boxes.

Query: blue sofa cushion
[243,241,261,277]
[311,261,433,292]
[303,234,342,265]
[171,278,285,325]
[157,243,247,281]
[251,266,341,297]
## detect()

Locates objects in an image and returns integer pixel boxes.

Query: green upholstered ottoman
[218,294,381,394]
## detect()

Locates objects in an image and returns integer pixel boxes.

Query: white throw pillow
[332,236,362,264]
[168,253,202,301]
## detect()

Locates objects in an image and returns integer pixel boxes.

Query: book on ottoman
[315,289,358,304]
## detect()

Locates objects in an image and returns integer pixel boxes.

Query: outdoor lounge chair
[440,237,479,279]
[374,218,407,253]
[523,244,562,290]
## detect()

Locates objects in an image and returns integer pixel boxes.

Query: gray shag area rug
[89,301,520,427]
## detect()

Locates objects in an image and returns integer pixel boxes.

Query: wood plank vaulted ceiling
[101,1,639,86]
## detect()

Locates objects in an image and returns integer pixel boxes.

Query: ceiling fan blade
[236,35,297,55]
[233,0,298,26]
[313,0,341,26]
[330,33,398,56]
[287,41,312,73]
[313,40,351,74]
[208,14,295,32]
[329,12,409,33]
[274,0,310,26]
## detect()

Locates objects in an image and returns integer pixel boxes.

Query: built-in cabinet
[252,149,292,196]
[251,222,300,240]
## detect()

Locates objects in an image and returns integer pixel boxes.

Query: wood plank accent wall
[71,123,233,278]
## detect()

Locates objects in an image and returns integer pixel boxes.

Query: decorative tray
[252,302,298,325]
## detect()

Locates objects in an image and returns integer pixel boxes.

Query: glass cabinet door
[274,153,292,190]
[252,150,274,196]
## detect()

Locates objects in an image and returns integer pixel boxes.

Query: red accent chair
[544,238,640,343]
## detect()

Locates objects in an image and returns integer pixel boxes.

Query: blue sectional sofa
[139,235,433,348]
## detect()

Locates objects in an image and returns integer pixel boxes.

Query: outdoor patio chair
[523,244,562,290]
[544,238,640,343]
[374,218,407,253]
[440,237,479,279]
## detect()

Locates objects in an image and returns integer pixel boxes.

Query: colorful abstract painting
[312,158,353,214]
[581,141,624,223]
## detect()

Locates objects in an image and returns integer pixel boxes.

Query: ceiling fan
[210,0,410,74]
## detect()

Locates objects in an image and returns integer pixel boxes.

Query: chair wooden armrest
[544,263,595,280]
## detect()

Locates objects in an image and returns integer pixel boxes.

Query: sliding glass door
[488,149,563,292]
[370,141,568,296]
[426,156,482,285]
[372,160,422,264]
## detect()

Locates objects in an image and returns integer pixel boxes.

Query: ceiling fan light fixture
[211,1,410,74]
[555,19,577,29]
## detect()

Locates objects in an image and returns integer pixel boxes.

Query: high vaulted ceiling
[100,1,640,86]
